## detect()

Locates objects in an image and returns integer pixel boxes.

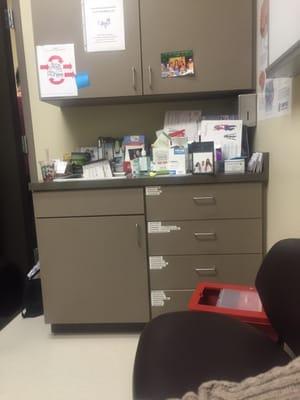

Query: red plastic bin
[188,282,278,341]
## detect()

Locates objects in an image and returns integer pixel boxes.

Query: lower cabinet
[33,180,267,325]
[36,215,150,324]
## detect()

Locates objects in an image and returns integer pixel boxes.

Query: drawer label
[148,222,181,234]
[151,291,171,307]
[149,256,168,270]
[146,186,162,196]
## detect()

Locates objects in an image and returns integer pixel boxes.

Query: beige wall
[19,1,236,180]
[7,0,18,74]
[254,75,300,248]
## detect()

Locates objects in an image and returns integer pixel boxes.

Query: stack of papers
[164,110,201,143]
[82,160,113,179]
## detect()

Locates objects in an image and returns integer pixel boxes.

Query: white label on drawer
[146,186,162,196]
[148,222,181,234]
[149,256,168,270]
[151,291,171,307]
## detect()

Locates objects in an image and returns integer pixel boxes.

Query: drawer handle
[148,65,153,89]
[195,267,217,276]
[132,66,137,90]
[194,232,216,240]
[193,196,215,203]
[136,224,142,248]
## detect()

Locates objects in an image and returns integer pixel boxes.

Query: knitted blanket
[178,357,300,400]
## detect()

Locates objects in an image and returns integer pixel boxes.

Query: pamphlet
[164,110,201,143]
[199,120,243,160]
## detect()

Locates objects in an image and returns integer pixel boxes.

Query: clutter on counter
[38,111,263,182]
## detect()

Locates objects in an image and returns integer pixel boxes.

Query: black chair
[133,239,300,400]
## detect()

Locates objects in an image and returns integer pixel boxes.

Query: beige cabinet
[146,182,265,318]
[30,0,254,102]
[34,189,150,324]
[140,0,254,95]
[32,180,266,326]
[31,0,143,99]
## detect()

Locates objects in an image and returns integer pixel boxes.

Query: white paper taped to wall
[82,0,126,52]
[36,44,78,98]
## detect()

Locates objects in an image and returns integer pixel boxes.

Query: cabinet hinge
[21,135,28,155]
[4,8,15,30]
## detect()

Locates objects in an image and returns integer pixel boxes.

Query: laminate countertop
[30,154,269,192]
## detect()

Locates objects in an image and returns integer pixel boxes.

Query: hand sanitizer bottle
[139,149,150,174]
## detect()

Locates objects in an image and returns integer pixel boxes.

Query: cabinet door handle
[148,65,153,89]
[136,224,142,248]
[195,267,217,276]
[193,196,215,203]
[132,67,136,90]
[194,232,216,240]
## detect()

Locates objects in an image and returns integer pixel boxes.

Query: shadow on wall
[60,97,238,148]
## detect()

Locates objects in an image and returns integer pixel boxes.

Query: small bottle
[97,138,103,160]
[215,144,223,173]
[139,149,150,174]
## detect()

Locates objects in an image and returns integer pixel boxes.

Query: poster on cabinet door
[257,0,292,120]
[36,44,78,98]
[82,0,126,52]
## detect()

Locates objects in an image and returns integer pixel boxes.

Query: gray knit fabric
[174,357,300,400]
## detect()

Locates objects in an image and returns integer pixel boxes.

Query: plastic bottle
[139,149,150,173]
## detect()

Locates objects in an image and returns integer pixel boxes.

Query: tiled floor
[0,316,140,400]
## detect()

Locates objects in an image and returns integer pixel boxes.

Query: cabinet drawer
[150,254,262,290]
[34,188,144,218]
[151,290,194,319]
[146,183,262,220]
[148,219,262,255]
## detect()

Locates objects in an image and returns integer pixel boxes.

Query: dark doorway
[0,0,37,328]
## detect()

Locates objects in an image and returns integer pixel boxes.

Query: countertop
[30,154,269,192]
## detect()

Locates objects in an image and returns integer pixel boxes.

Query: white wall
[255,76,300,248]
[269,0,300,64]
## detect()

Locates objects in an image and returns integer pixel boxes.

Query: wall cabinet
[31,0,254,102]
[140,0,254,95]
[31,0,143,98]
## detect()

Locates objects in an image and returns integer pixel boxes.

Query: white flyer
[36,44,78,98]
[199,120,243,160]
[82,0,126,52]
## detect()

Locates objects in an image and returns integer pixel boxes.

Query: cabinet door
[36,216,150,324]
[140,0,254,95]
[31,0,142,98]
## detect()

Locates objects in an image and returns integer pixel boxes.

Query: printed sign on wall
[36,44,78,98]
[82,0,126,52]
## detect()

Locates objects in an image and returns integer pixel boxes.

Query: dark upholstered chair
[133,239,300,400]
